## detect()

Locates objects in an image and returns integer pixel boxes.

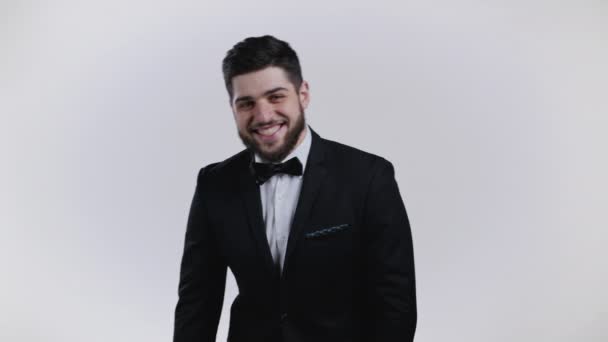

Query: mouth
[252,123,286,141]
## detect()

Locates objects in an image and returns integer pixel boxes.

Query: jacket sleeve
[363,158,417,341]
[174,166,227,342]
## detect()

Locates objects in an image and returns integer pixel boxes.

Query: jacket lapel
[238,126,328,280]
[283,127,327,277]
[239,156,278,280]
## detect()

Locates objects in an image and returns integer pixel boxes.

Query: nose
[252,100,274,123]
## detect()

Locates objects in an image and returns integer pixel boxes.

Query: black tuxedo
[174,126,417,342]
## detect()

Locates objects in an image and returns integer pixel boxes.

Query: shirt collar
[254,124,312,173]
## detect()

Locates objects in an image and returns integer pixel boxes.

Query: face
[230,66,310,163]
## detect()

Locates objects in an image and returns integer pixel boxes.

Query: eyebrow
[234,87,288,104]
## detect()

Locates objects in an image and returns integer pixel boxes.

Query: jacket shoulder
[195,148,250,184]
[321,137,393,171]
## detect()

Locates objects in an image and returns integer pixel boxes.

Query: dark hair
[222,35,303,101]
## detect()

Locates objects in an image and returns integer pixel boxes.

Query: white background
[1,1,607,341]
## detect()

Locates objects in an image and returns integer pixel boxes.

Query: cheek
[277,102,299,117]
[234,114,249,128]
[234,119,248,132]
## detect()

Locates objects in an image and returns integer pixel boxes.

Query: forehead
[231,66,294,98]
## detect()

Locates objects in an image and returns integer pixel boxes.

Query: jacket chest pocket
[301,222,358,259]
[304,223,352,240]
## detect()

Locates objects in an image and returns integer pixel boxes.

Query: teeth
[257,124,282,136]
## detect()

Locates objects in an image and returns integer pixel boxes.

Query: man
[173,35,417,342]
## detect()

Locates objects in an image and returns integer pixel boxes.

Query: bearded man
[173,35,417,342]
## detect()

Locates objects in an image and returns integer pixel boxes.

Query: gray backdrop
[2,0,607,341]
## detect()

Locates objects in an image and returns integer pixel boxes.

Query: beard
[238,105,307,163]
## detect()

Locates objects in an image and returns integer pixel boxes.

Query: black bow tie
[251,157,303,185]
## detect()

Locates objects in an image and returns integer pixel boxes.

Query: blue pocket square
[304,223,351,239]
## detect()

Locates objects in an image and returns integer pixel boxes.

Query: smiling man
[173,35,417,342]
[232,65,308,164]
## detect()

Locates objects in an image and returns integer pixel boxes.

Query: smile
[255,123,283,137]
[253,123,286,142]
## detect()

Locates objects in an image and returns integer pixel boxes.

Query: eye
[238,101,254,110]
[269,94,285,102]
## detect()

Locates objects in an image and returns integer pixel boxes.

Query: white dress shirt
[254,124,312,274]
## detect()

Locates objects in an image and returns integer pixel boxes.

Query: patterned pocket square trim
[304,223,351,239]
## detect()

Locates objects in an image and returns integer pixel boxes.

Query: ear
[298,80,310,109]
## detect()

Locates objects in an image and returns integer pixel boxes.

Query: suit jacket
[174,126,417,342]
